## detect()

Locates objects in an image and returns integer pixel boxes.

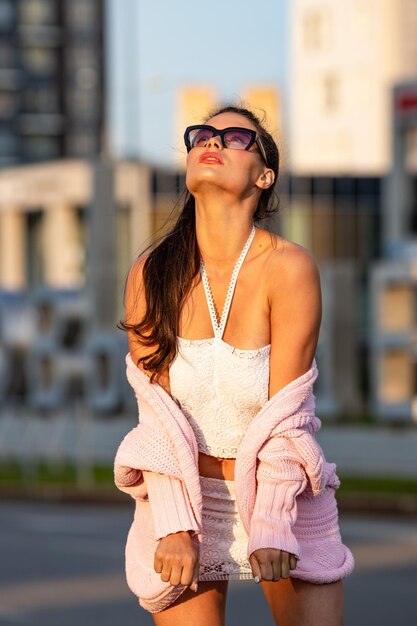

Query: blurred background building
[290,0,417,175]
[1,2,417,623]
[0,0,105,166]
[0,0,416,479]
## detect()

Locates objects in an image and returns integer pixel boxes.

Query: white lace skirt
[198,475,254,581]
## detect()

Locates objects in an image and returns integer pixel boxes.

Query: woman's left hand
[249,548,298,582]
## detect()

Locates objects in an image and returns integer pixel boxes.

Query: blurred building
[289,0,417,175]
[0,0,105,166]
[242,86,282,139]
[173,85,218,170]
[0,159,152,293]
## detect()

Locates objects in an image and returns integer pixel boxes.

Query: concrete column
[87,161,116,330]
[130,163,153,257]
[42,202,84,288]
[0,208,26,290]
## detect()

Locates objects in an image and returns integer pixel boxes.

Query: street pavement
[0,501,416,625]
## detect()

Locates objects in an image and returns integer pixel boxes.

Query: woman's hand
[249,548,298,583]
[154,530,200,591]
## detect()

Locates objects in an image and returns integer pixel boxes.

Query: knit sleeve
[247,459,307,560]
[143,470,200,541]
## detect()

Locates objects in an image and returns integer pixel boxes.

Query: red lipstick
[198,152,223,164]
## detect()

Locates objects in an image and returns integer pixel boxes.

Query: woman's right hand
[154,530,200,591]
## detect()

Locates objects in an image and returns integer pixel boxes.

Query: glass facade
[0,0,15,30]
[0,0,104,164]
[18,0,57,25]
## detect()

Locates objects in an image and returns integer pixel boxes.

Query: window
[405,125,417,173]
[303,9,330,52]
[67,89,97,117]
[0,90,17,117]
[19,0,56,25]
[22,86,59,113]
[66,45,97,72]
[21,46,57,76]
[65,0,97,29]
[0,42,15,67]
[23,135,60,159]
[323,74,339,113]
[67,132,98,156]
[0,0,14,30]
[0,130,18,155]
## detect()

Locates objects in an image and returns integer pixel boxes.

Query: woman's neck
[194,205,255,268]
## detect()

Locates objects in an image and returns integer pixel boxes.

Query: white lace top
[169,225,271,458]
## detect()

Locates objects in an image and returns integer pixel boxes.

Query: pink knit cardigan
[114,353,355,613]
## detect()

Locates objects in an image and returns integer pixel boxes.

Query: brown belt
[198,452,235,481]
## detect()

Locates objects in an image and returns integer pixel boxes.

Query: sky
[106,0,289,167]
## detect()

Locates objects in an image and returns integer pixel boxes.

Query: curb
[0,485,131,506]
[1,486,417,517]
[336,492,417,517]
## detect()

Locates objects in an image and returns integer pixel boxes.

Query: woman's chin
[186,175,228,195]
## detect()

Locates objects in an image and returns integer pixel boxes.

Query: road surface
[0,502,416,625]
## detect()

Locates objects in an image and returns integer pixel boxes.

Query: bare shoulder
[125,251,153,371]
[264,234,321,304]
[127,251,151,286]
[125,252,151,319]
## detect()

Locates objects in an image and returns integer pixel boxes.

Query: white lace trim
[169,337,270,457]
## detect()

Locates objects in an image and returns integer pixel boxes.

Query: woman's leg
[260,577,344,626]
[152,580,229,626]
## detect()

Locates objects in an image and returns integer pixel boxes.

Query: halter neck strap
[200,224,256,339]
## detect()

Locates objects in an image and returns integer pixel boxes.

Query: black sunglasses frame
[184,124,268,165]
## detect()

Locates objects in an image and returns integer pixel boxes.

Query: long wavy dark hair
[117,103,281,384]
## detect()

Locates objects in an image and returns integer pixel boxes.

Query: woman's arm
[267,243,322,398]
[124,256,199,539]
[248,244,322,565]
[143,471,200,540]
[247,461,306,559]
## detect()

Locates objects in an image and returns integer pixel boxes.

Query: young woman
[120,104,352,625]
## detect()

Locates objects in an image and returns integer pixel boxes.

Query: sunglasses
[184,124,268,165]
